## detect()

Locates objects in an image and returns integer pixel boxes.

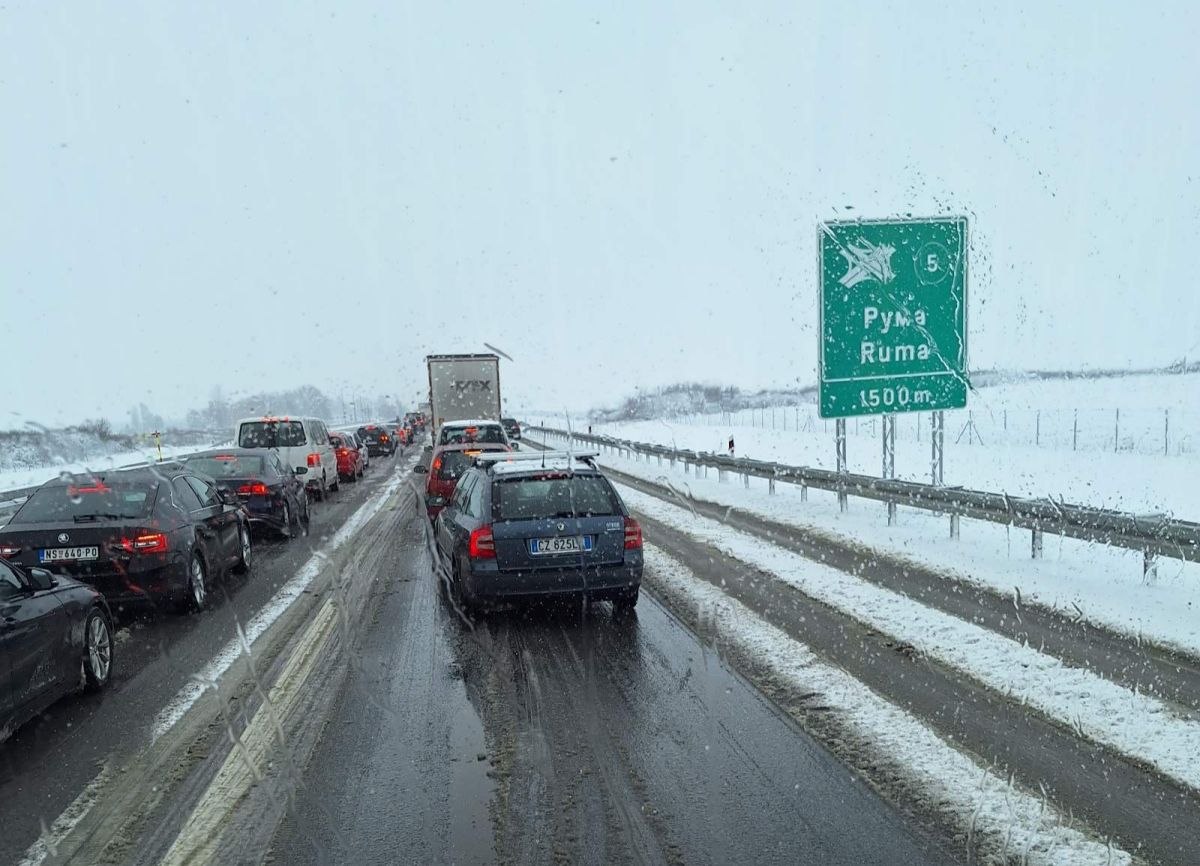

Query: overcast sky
[3,1,1198,427]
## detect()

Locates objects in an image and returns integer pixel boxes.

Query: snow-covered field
[586,373,1199,517]
[529,430,1200,658]
[0,442,219,495]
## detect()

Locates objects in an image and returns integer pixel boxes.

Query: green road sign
[818,216,968,418]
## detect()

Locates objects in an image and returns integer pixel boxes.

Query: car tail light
[468,525,496,559]
[120,532,168,554]
[381,434,390,442]
[238,482,269,496]
[307,453,321,467]
[432,457,442,473]
[623,517,643,550]
[0,544,21,558]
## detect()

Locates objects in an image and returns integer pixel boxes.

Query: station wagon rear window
[238,421,305,448]
[492,475,620,521]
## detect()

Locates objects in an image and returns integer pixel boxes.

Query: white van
[234,416,339,500]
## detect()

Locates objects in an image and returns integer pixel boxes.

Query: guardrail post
[744,473,750,488]
[1143,550,1158,584]
[718,468,727,483]
[657,454,662,466]
[949,514,960,539]
[883,414,896,526]
[836,418,848,512]
[769,476,776,495]
[1031,528,1043,559]
[800,480,808,502]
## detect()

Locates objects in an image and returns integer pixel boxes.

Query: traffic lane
[0,453,406,866]
[269,514,495,866]
[273,566,954,865]
[639,513,1200,866]
[460,596,954,866]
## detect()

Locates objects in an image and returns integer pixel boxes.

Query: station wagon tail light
[623,517,643,550]
[468,525,496,559]
[381,434,390,441]
[307,453,321,467]
[0,544,20,558]
[238,482,269,496]
[121,532,168,554]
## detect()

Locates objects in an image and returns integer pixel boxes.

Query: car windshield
[238,421,305,448]
[493,475,620,521]
[11,482,156,523]
[185,455,266,477]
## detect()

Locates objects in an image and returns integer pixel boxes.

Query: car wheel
[82,609,114,692]
[180,553,208,612]
[315,476,327,501]
[280,501,293,539]
[452,559,475,615]
[233,523,252,574]
[348,467,358,483]
[330,473,340,492]
[613,587,639,613]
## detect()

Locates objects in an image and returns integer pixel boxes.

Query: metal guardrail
[530,427,1200,573]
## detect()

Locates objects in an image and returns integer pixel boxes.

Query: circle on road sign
[915,241,952,285]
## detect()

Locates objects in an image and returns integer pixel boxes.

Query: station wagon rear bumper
[461,556,642,604]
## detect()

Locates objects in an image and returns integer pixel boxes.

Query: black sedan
[180,449,309,539]
[0,465,252,614]
[356,425,396,457]
[0,557,113,739]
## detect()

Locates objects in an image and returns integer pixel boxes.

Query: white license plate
[40,546,99,563]
[529,536,593,555]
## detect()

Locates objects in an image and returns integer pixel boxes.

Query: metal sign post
[835,419,847,512]
[931,411,944,486]
[882,414,896,525]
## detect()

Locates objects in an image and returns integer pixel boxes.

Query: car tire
[82,609,114,692]
[330,474,340,493]
[451,560,474,615]
[179,553,208,613]
[348,468,358,483]
[280,501,295,539]
[613,587,639,613]
[299,496,311,534]
[232,523,252,574]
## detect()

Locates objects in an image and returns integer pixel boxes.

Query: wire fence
[670,406,1198,457]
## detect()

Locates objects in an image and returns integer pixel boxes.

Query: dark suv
[356,424,396,457]
[433,451,642,613]
[501,417,522,441]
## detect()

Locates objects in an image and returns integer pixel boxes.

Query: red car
[424,442,509,519]
[329,432,365,482]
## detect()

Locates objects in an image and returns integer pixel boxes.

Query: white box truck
[426,353,501,441]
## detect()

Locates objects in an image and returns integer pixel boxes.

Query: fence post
[1031,528,1043,559]
[1073,410,1078,451]
[769,476,776,495]
[882,414,896,526]
[800,480,808,502]
[950,513,960,539]
[836,418,848,512]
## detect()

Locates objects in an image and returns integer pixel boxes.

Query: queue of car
[0,410,427,736]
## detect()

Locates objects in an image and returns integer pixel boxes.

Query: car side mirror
[424,444,433,453]
[412,464,428,474]
[294,466,308,476]
[27,567,55,591]
[218,489,238,506]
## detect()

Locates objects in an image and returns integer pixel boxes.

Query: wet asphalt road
[269,504,955,865]
[0,453,409,866]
